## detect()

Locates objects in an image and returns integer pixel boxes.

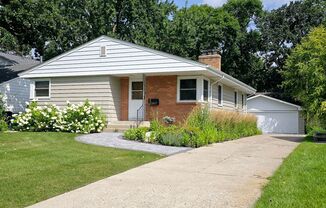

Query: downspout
[142,73,146,121]
[210,75,224,109]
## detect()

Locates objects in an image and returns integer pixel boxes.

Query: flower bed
[11,101,106,133]
[124,107,261,148]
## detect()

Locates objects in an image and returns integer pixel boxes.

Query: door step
[104,121,150,132]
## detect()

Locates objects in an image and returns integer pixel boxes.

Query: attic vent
[100,46,106,57]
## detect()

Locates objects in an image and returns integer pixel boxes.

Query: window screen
[179,79,197,101]
[203,80,208,101]
[218,85,222,105]
[35,81,49,97]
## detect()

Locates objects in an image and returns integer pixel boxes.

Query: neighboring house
[0,52,40,113]
[19,36,256,122]
[247,94,305,134]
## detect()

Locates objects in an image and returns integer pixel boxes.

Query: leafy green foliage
[0,94,7,132]
[124,127,148,141]
[11,101,107,133]
[257,0,326,92]
[1,0,325,96]
[124,107,261,147]
[282,26,326,129]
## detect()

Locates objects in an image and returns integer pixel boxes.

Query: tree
[282,26,326,128]
[0,27,18,52]
[164,1,264,89]
[257,0,326,92]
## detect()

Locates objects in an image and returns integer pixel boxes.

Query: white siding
[247,96,299,112]
[23,37,203,77]
[0,78,30,113]
[247,95,303,134]
[211,83,246,112]
[32,76,120,121]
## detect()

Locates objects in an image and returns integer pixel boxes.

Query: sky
[174,0,297,10]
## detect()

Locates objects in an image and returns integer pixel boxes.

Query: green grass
[255,137,326,208]
[0,132,162,208]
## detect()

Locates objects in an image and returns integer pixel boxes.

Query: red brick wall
[145,75,197,122]
[198,54,221,70]
[120,77,129,120]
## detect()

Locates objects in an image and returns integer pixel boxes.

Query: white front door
[128,79,144,120]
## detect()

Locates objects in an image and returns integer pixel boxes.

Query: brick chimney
[198,49,221,70]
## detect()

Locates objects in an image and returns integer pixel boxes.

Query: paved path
[76,133,192,155]
[29,134,304,208]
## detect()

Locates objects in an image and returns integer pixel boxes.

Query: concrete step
[103,127,130,133]
[104,121,150,132]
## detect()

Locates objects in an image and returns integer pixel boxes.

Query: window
[35,81,50,98]
[179,79,197,101]
[234,91,238,108]
[218,85,223,105]
[131,81,143,100]
[203,80,209,101]
[100,46,106,57]
[241,94,244,108]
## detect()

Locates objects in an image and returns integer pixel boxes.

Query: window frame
[131,81,144,100]
[177,76,199,102]
[234,90,238,108]
[203,79,209,102]
[217,84,223,106]
[33,79,51,99]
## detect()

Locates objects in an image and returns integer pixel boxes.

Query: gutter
[206,66,256,94]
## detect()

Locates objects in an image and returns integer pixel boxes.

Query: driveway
[28,134,304,208]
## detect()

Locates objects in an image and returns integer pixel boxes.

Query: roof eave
[206,66,256,94]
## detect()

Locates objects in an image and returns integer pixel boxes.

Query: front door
[128,79,144,120]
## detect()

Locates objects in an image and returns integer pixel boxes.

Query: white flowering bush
[11,100,107,133]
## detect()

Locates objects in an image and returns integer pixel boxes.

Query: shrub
[0,119,8,131]
[124,106,261,148]
[11,101,106,133]
[0,94,8,132]
[124,127,148,141]
[61,101,107,133]
[159,131,184,147]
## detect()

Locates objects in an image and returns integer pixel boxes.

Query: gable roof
[0,52,40,72]
[19,35,256,94]
[248,94,302,110]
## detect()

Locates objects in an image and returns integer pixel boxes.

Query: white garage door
[254,112,299,134]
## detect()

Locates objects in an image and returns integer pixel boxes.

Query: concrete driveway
[28,134,304,208]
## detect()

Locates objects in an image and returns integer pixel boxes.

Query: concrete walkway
[29,134,304,208]
[76,133,192,155]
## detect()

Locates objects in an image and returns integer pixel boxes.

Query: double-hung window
[35,80,50,98]
[179,79,197,101]
[234,91,238,108]
[218,84,223,105]
[203,80,209,101]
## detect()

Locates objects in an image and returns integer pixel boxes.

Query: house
[19,36,256,122]
[247,94,305,134]
[0,52,40,113]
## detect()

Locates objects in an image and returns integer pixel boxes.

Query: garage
[247,94,305,134]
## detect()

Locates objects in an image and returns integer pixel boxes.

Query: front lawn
[0,132,162,208]
[255,137,326,208]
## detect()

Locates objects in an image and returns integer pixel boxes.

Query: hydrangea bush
[11,100,106,133]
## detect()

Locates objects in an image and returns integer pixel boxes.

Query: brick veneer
[120,77,129,120]
[198,54,221,70]
[145,75,197,122]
